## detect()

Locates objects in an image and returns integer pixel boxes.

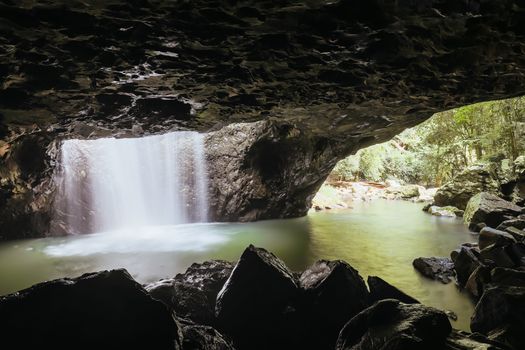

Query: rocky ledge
[0,245,518,350]
[2,0,525,238]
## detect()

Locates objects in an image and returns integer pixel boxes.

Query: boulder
[479,227,516,250]
[335,299,452,350]
[433,165,500,210]
[0,269,181,349]
[496,218,525,231]
[471,285,525,350]
[146,260,235,326]
[446,330,508,350]
[479,244,518,268]
[491,267,525,288]
[451,244,481,287]
[464,193,522,232]
[412,257,455,284]
[178,320,235,350]
[215,245,298,349]
[298,260,370,349]
[503,227,525,242]
[464,265,492,298]
[385,184,420,199]
[367,276,419,304]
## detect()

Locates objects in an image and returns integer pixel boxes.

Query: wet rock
[428,205,463,217]
[464,193,522,232]
[367,276,419,304]
[179,320,235,350]
[451,244,481,287]
[479,245,518,268]
[479,227,516,250]
[0,269,181,349]
[215,245,298,349]
[335,299,452,350]
[471,285,525,350]
[496,218,525,231]
[464,265,492,298]
[146,260,235,326]
[299,260,370,349]
[413,257,455,284]
[433,165,500,210]
[503,227,525,242]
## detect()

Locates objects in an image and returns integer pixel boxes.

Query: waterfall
[53,131,209,234]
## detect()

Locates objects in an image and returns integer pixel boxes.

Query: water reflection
[0,200,476,330]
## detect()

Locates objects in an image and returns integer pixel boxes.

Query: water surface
[0,200,477,330]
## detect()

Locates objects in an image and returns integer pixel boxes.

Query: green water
[0,200,477,330]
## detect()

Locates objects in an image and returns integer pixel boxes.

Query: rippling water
[0,200,477,330]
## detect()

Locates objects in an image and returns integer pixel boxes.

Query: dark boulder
[178,319,235,350]
[479,244,518,268]
[335,299,452,350]
[298,260,371,349]
[503,227,525,242]
[464,265,492,298]
[146,260,235,326]
[413,257,455,284]
[215,245,298,349]
[446,330,509,350]
[491,267,525,288]
[451,244,481,287]
[367,276,419,304]
[0,269,181,349]
[497,218,525,232]
[479,227,516,250]
[471,285,525,350]
[464,193,522,232]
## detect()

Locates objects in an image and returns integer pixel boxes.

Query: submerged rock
[335,299,452,350]
[464,193,522,232]
[367,276,419,304]
[413,257,455,284]
[0,269,181,349]
[215,245,298,349]
[299,260,370,349]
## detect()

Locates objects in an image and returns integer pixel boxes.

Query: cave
[1,1,525,349]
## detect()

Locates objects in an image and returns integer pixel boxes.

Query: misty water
[0,200,477,330]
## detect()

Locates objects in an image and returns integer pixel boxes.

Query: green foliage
[332,96,525,186]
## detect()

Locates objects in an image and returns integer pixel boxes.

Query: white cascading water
[53,131,209,234]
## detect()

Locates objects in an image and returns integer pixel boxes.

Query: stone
[428,205,462,217]
[385,184,420,199]
[367,276,419,304]
[446,330,508,350]
[479,245,516,268]
[491,267,525,288]
[471,285,525,350]
[178,319,235,350]
[335,299,452,350]
[146,260,235,326]
[451,244,481,287]
[215,245,298,349]
[0,269,181,349]
[412,257,455,284]
[298,260,371,349]
[503,227,525,242]
[433,165,500,210]
[464,265,491,299]
[479,227,516,250]
[496,218,525,231]
[464,193,522,232]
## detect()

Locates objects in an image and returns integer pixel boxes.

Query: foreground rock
[479,227,517,250]
[178,319,234,350]
[146,260,235,326]
[451,243,481,288]
[367,276,419,304]
[215,245,298,349]
[464,193,522,232]
[299,260,370,349]
[471,285,525,350]
[413,257,455,284]
[0,269,181,349]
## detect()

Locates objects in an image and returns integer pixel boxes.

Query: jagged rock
[145,260,235,326]
[215,245,298,349]
[451,244,481,287]
[471,285,525,350]
[367,276,419,304]
[179,320,235,350]
[0,269,181,349]
[433,165,500,210]
[335,299,452,350]
[479,227,517,250]
[413,257,455,284]
[298,260,370,349]
[464,193,522,232]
